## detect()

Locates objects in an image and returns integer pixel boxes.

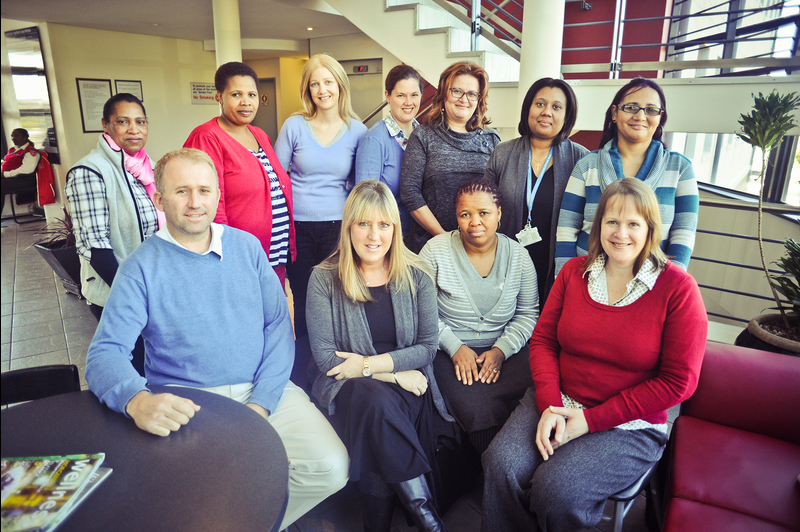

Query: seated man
[85,147,349,530]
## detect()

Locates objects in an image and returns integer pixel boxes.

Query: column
[212,0,243,67]
[518,0,565,99]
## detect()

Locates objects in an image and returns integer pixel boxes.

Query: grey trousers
[481,387,667,532]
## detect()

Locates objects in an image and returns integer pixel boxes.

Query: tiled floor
[2,217,660,532]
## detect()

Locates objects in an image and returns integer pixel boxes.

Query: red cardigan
[530,257,707,433]
[184,118,296,262]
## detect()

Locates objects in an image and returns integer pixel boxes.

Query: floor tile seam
[9,345,71,360]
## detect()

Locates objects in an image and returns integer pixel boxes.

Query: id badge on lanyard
[516,147,552,247]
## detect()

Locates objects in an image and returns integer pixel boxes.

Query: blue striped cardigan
[554,139,698,274]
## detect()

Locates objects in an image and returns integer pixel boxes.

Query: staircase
[323,0,521,130]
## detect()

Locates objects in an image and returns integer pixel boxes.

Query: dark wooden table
[1,386,288,531]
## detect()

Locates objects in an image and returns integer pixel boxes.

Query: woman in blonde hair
[400,61,500,252]
[307,180,454,532]
[482,178,707,532]
[275,53,367,387]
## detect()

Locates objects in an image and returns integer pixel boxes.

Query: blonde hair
[583,178,667,275]
[297,53,360,124]
[423,61,491,131]
[317,180,430,302]
[154,148,218,193]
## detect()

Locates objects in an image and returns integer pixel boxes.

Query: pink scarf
[104,133,165,228]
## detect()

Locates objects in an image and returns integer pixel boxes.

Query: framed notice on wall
[77,78,112,133]
[115,79,143,101]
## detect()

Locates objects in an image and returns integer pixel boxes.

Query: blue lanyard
[526,147,553,225]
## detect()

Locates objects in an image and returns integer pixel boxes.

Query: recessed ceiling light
[307,27,313,31]
[153,24,160,26]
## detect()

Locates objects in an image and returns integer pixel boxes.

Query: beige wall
[247,56,306,131]
[2,18,218,214]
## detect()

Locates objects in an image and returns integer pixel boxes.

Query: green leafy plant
[771,238,800,322]
[736,90,800,330]
[31,208,76,249]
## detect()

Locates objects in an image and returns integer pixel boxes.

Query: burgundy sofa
[662,342,800,531]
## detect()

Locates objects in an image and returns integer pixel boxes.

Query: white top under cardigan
[420,231,540,358]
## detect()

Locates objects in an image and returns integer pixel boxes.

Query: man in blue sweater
[85,148,348,530]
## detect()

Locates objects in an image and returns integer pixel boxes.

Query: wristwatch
[362,356,372,377]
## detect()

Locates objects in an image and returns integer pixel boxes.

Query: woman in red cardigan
[481,178,707,532]
[184,62,295,284]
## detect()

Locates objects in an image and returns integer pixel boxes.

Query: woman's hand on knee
[327,351,364,380]
[476,347,504,384]
[549,406,589,445]
[535,407,566,460]
[394,370,428,396]
[452,346,480,385]
[535,406,590,460]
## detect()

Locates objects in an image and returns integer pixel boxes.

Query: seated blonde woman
[307,180,455,532]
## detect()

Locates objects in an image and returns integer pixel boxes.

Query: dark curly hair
[214,61,259,93]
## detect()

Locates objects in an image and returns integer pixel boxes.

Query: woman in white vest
[65,93,161,375]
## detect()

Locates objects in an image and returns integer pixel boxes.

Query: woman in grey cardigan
[307,180,453,532]
[421,179,539,454]
[485,78,587,305]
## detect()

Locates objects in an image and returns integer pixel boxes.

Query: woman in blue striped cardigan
[554,77,698,275]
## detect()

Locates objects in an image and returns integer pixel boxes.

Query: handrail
[691,200,794,324]
[362,101,388,124]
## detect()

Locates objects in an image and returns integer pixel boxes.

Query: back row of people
[70,53,704,532]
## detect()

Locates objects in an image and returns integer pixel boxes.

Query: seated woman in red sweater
[481,178,707,532]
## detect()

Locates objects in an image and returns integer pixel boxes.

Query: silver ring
[492,369,499,373]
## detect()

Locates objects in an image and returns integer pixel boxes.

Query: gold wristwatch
[362,356,372,377]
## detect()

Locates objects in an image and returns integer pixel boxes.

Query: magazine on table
[0,453,109,532]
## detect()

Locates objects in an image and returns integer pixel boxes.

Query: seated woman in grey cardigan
[307,180,454,532]
[420,178,539,454]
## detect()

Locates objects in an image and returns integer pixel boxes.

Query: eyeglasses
[449,87,480,102]
[618,104,663,116]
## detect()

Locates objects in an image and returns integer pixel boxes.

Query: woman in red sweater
[481,178,707,532]
[184,62,295,285]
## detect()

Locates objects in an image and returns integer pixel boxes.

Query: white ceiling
[1,0,361,57]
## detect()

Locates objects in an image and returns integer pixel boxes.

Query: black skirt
[433,344,534,433]
[328,377,440,497]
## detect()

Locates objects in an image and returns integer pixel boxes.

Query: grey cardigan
[306,265,453,421]
[484,136,588,290]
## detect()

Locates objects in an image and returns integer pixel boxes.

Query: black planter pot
[34,241,82,298]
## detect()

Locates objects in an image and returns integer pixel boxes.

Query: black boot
[391,475,447,532]
[362,493,395,532]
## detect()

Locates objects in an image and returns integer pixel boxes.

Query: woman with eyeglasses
[400,61,500,253]
[554,77,698,275]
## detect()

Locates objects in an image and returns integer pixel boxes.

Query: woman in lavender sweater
[275,53,367,387]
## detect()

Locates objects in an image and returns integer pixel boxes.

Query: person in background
[421,179,538,454]
[66,93,160,376]
[355,64,423,237]
[1,129,42,216]
[555,77,698,275]
[85,148,349,532]
[307,180,452,532]
[400,61,500,253]
[184,61,294,285]
[275,53,367,388]
[485,78,588,305]
[482,178,707,532]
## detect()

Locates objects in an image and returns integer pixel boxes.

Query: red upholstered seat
[668,416,800,530]
[664,498,797,532]
[662,343,800,531]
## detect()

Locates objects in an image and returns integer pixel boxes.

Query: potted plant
[748,238,800,353]
[735,90,800,354]
[31,208,82,298]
